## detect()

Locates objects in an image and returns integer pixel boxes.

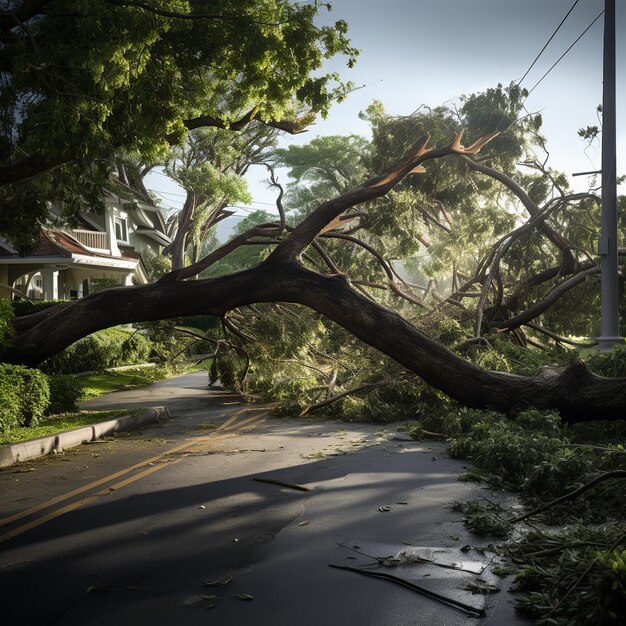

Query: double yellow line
[0,409,269,541]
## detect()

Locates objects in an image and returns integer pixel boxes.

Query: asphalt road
[0,372,532,625]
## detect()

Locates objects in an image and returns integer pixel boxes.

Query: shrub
[0,363,50,431]
[46,375,84,415]
[0,298,14,347]
[11,299,68,317]
[0,366,22,432]
[42,328,153,374]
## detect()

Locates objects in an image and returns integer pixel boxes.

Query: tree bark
[5,259,626,423]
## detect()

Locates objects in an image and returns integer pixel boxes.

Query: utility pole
[597,0,621,349]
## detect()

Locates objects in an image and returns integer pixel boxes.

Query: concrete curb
[0,407,170,468]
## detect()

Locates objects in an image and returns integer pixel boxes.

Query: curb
[0,407,170,468]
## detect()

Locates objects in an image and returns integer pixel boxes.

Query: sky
[145,0,625,226]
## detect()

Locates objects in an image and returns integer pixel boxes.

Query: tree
[4,104,626,421]
[0,0,358,248]
[163,123,279,270]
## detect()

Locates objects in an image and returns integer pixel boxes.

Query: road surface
[0,372,531,625]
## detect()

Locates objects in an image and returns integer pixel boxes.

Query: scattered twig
[328,564,485,617]
[414,428,446,439]
[252,477,311,492]
[509,470,626,524]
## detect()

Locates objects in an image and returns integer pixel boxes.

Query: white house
[0,190,171,301]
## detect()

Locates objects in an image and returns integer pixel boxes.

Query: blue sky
[146,0,625,220]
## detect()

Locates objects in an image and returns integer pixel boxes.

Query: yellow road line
[0,438,197,528]
[217,406,269,431]
[1,462,173,541]
[221,413,269,432]
[0,412,269,533]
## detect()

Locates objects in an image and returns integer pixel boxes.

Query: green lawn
[0,410,135,445]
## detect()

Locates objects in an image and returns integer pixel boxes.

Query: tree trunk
[5,259,626,423]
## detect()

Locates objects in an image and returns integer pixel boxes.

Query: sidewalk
[79,370,232,414]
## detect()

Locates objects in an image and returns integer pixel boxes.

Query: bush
[0,366,22,432]
[46,375,84,415]
[0,363,50,431]
[42,328,153,374]
[0,298,14,347]
[11,299,68,317]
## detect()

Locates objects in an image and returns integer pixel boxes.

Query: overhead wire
[516,0,581,88]
[494,5,605,141]
[526,10,604,95]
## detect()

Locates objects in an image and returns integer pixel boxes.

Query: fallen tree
[3,130,626,422]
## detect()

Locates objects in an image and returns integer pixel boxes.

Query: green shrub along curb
[0,363,50,432]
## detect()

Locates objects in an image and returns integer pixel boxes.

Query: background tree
[163,122,279,270]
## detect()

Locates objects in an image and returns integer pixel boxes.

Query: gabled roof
[0,229,73,259]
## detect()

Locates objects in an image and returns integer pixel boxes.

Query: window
[114,217,128,242]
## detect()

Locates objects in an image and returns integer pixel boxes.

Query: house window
[114,217,128,242]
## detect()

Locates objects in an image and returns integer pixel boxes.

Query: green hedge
[42,327,153,374]
[11,299,69,317]
[0,298,13,348]
[0,363,50,432]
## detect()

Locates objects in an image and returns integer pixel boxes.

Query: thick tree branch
[0,153,68,185]
[464,156,579,268]
[495,267,600,331]
[158,223,283,282]
[0,112,310,185]
[271,130,499,262]
[0,0,55,32]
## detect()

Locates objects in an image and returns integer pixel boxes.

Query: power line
[148,187,279,207]
[527,11,604,95]
[516,0,580,87]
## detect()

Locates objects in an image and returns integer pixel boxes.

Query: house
[0,190,171,301]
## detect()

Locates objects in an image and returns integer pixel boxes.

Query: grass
[0,410,136,445]
[77,365,167,400]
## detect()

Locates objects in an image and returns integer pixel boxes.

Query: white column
[105,207,121,257]
[42,268,59,300]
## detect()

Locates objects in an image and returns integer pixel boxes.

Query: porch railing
[69,229,109,252]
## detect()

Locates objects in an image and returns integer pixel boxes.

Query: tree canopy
[0,0,358,249]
